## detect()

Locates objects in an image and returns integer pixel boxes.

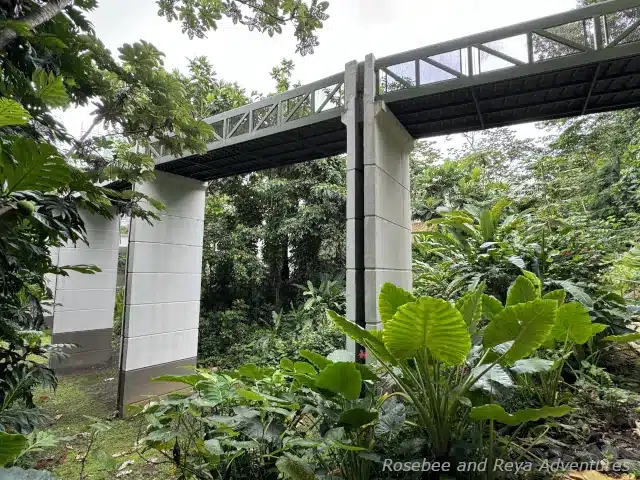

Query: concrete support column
[342,60,365,355]
[118,171,206,410]
[363,54,414,328]
[50,211,120,372]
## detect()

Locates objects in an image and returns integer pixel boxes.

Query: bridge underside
[156,55,640,182]
[388,54,640,138]
[156,116,346,181]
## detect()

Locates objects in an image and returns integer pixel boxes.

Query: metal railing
[143,0,640,161]
[145,72,345,159]
[375,0,640,97]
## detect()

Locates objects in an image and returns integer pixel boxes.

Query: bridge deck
[153,0,640,181]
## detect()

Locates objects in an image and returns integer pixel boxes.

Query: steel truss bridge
[143,0,640,180]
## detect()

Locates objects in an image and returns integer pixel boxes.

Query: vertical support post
[117,171,206,413]
[50,210,120,372]
[342,60,365,356]
[362,53,414,330]
[594,15,603,50]
[527,32,534,63]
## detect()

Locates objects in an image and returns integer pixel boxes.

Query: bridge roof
[152,0,640,181]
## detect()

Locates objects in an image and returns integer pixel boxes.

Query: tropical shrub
[412,201,531,300]
[327,276,580,459]
[199,281,345,369]
[136,351,387,479]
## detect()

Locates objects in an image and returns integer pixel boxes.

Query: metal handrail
[376,0,640,68]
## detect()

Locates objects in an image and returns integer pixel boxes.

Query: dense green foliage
[195,59,347,367]
[2,0,640,478]
[132,276,639,479]
[0,0,330,475]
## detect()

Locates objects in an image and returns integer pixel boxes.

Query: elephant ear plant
[327,275,577,460]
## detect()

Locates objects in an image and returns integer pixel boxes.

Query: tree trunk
[0,0,74,51]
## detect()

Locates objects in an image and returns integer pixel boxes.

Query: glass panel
[418,59,456,85]
[545,19,595,49]
[532,32,580,62]
[482,34,529,63]
[314,83,343,112]
[478,47,518,74]
[211,120,224,140]
[428,50,462,74]
[387,61,416,87]
[252,104,278,130]
[228,113,249,137]
[605,7,640,44]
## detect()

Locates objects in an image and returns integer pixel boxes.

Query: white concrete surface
[121,171,206,372]
[53,309,114,333]
[122,329,199,371]
[362,54,414,328]
[51,211,120,334]
[342,60,364,355]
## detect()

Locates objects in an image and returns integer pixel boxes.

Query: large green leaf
[543,289,566,305]
[483,299,557,363]
[521,270,542,296]
[32,69,69,107]
[236,364,273,380]
[469,364,513,394]
[591,323,608,335]
[0,432,27,466]
[315,362,361,400]
[509,358,555,374]
[294,362,317,376]
[1,138,72,194]
[326,310,393,363]
[456,283,485,329]
[0,98,31,127]
[384,297,470,364]
[375,399,405,438]
[276,454,316,480]
[378,283,415,325]
[482,294,503,322]
[300,350,331,370]
[550,302,593,345]
[553,281,593,308]
[354,363,378,381]
[470,404,572,426]
[490,198,511,223]
[478,209,494,242]
[603,332,640,343]
[506,276,537,306]
[338,408,378,429]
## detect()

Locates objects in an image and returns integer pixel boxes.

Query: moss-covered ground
[23,367,175,479]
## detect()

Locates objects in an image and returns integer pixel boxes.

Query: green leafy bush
[199,282,345,369]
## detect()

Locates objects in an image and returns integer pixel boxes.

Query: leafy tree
[156,0,330,55]
[0,0,329,435]
[196,60,346,364]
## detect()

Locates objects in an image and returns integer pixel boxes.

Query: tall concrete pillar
[342,60,365,355]
[362,54,414,328]
[50,211,120,372]
[118,171,206,410]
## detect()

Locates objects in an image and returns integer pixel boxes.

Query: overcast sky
[61,0,578,139]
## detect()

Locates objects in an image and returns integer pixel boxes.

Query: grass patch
[23,368,175,479]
